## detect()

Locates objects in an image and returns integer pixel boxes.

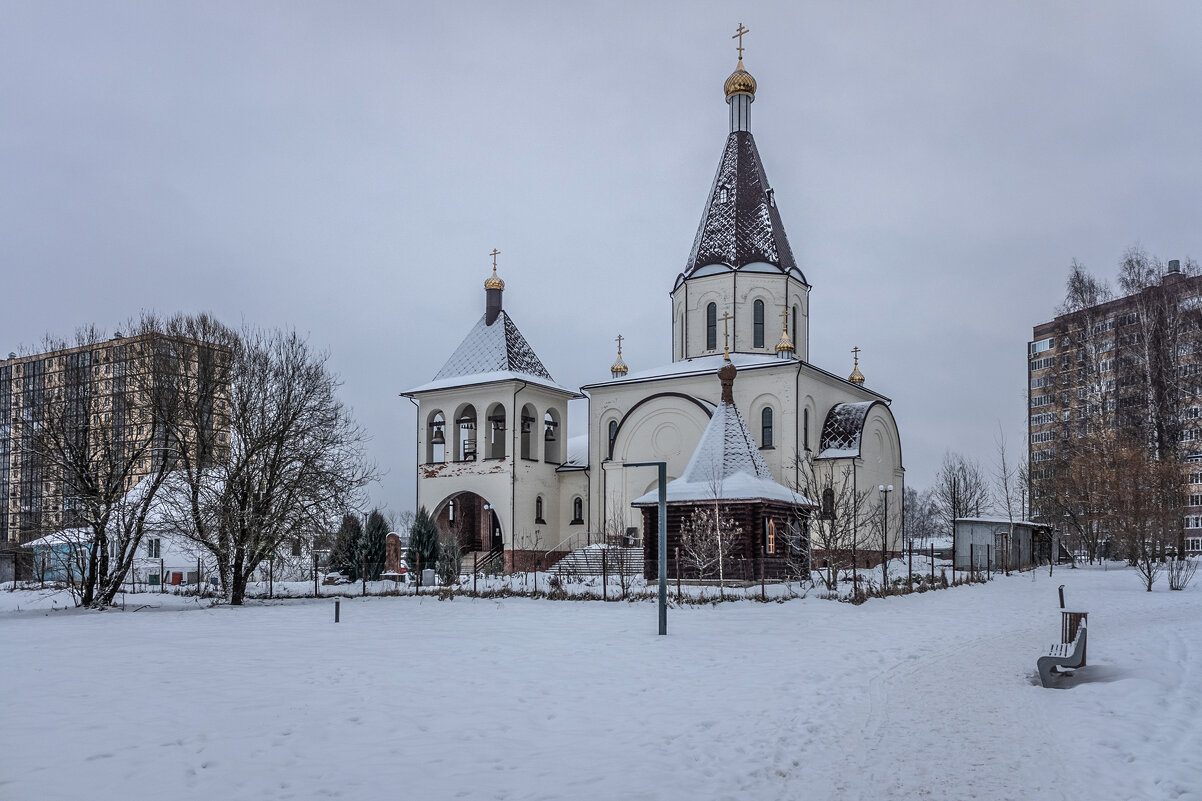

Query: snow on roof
[563,434,588,468]
[816,401,876,460]
[406,311,575,396]
[632,399,814,507]
[681,131,802,282]
[21,527,92,548]
[955,517,1050,528]
[406,369,576,397]
[584,352,782,387]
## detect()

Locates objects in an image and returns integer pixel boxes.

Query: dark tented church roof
[681,131,802,282]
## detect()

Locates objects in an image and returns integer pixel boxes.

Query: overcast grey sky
[3,1,1199,513]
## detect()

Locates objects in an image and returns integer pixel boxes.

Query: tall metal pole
[657,462,667,635]
[626,460,669,635]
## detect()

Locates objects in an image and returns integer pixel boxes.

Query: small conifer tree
[331,514,363,580]
[362,509,388,580]
[407,506,441,581]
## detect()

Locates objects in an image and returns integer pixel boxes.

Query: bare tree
[933,452,990,535]
[678,505,741,597]
[902,485,939,548]
[157,316,377,605]
[992,423,1022,574]
[792,457,870,592]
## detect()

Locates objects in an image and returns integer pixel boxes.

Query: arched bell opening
[543,408,561,463]
[426,410,446,464]
[520,403,538,460]
[485,402,507,460]
[452,403,477,462]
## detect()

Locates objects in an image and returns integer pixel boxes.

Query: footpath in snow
[1,565,1199,801]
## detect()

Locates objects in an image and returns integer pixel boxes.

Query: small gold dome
[610,357,628,376]
[775,329,795,353]
[849,365,865,385]
[724,59,757,98]
[484,266,505,291]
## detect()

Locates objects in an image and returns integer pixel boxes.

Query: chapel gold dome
[724,59,757,98]
[484,267,505,291]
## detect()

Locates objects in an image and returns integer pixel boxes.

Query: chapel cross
[732,23,750,60]
[780,306,790,330]
[615,333,624,357]
[489,248,501,269]
[852,346,861,367]
[720,310,734,360]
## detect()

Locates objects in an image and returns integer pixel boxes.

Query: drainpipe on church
[511,380,528,572]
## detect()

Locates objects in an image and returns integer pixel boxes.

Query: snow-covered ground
[2,565,1199,801]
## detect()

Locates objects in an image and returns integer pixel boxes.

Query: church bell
[430,425,445,445]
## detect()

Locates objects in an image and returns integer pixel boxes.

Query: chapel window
[571,497,584,525]
[607,419,618,458]
[535,496,546,525]
[706,303,717,351]
[803,408,810,451]
[761,407,774,449]
[753,300,765,348]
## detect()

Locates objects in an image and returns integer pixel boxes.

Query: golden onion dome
[723,59,757,98]
[775,328,795,354]
[610,356,628,376]
[849,347,865,384]
[484,265,505,291]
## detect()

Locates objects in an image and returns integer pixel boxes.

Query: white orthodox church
[403,51,904,575]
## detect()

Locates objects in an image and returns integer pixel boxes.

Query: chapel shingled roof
[681,131,802,281]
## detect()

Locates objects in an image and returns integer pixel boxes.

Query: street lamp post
[879,484,894,594]
[625,460,668,635]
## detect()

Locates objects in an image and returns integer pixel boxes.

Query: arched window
[803,408,810,451]
[792,305,799,351]
[706,303,717,351]
[753,299,765,348]
[761,407,774,448]
[607,419,618,458]
[535,496,545,524]
[571,497,584,525]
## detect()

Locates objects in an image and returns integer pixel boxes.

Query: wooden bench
[1038,618,1087,688]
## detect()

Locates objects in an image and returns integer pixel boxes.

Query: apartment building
[1027,259,1202,554]
[0,332,230,553]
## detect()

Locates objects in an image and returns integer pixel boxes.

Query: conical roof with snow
[633,371,813,506]
[678,132,803,285]
[406,311,574,396]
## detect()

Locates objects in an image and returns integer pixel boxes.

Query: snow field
[1,565,1199,800]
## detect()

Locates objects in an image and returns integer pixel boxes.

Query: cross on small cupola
[719,310,734,361]
[484,248,505,325]
[775,307,795,358]
[610,333,629,378]
[849,346,865,385]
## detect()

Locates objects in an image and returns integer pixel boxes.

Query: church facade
[404,52,904,573]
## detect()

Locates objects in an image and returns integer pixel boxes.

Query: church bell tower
[670,28,811,363]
